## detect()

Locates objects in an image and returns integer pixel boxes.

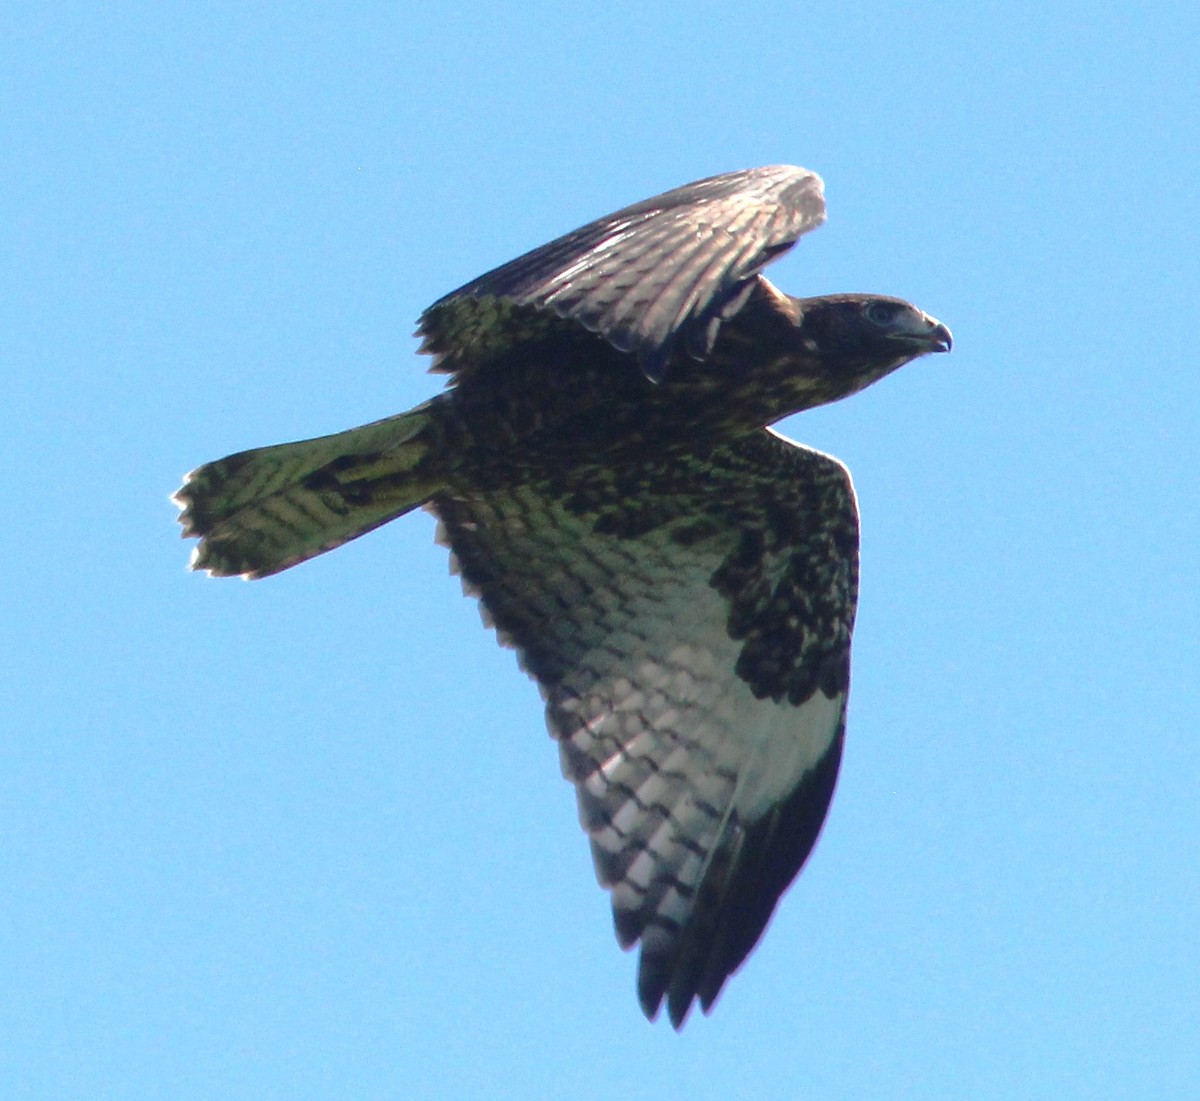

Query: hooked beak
[924,314,953,354]
[887,307,953,355]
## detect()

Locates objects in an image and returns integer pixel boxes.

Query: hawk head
[795,293,953,401]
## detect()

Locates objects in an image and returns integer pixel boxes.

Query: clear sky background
[3,3,1198,1098]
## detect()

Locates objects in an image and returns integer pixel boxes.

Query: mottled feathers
[432,429,856,1024]
[175,164,951,1028]
[418,165,826,382]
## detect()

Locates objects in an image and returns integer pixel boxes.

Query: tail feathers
[175,407,439,579]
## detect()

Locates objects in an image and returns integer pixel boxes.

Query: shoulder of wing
[417,165,826,381]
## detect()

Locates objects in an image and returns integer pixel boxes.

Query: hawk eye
[175,163,953,1030]
[864,301,901,326]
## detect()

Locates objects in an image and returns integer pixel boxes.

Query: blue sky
[3,2,1198,1097]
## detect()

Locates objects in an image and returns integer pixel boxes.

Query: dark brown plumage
[175,165,951,1027]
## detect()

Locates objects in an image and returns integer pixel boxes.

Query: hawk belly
[176,164,951,1027]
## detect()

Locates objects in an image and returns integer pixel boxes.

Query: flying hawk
[175,165,952,1028]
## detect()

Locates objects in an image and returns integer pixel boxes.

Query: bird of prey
[175,165,951,1028]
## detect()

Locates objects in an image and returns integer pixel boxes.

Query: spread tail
[174,406,440,579]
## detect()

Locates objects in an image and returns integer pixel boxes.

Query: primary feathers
[176,165,951,1027]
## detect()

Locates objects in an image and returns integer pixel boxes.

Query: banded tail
[174,405,440,579]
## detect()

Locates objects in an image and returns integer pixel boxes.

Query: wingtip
[636,947,704,1031]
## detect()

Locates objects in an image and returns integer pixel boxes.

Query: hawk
[175,165,952,1028]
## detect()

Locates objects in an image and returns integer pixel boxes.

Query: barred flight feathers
[175,165,952,1027]
[174,408,436,579]
[419,165,826,381]
[432,430,857,1026]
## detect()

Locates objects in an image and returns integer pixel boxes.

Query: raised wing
[418,165,825,381]
[430,428,858,1027]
